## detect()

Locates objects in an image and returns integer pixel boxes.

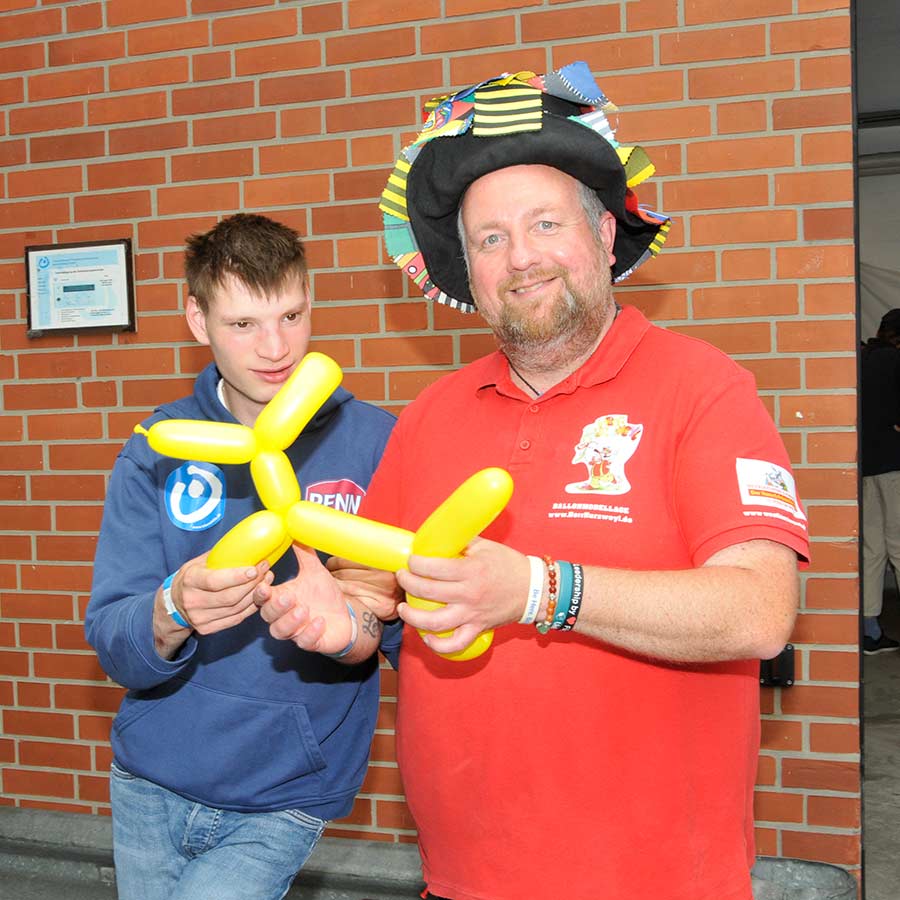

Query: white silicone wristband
[519,555,544,624]
[162,573,191,629]
[323,602,358,659]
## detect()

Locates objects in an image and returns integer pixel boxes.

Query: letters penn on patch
[305,479,366,515]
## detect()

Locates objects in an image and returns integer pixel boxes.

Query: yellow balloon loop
[253,353,342,451]
[207,511,289,570]
[134,420,257,465]
[251,450,301,513]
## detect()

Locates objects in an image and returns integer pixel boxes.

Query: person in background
[256,63,809,900]
[85,213,399,900]
[861,307,900,653]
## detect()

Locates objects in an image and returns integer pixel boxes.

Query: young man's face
[460,164,617,372]
[186,272,312,427]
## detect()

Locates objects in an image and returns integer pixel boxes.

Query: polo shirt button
[529,405,539,413]
[519,440,531,450]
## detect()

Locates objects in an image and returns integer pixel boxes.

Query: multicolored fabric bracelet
[552,561,575,630]
[162,572,191,629]
[559,563,584,632]
[536,556,558,635]
[323,602,358,659]
[520,555,544,624]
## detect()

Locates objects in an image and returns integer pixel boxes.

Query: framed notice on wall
[25,238,136,338]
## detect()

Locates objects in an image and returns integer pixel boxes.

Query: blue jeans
[110,762,326,900]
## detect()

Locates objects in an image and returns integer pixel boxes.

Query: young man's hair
[184,213,308,313]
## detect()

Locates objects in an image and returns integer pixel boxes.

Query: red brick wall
[0,0,859,874]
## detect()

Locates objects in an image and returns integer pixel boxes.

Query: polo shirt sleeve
[673,367,810,567]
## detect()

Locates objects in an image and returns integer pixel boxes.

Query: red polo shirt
[361,306,809,900]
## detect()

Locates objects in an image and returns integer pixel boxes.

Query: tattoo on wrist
[362,610,381,639]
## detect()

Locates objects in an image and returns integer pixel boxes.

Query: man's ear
[185,295,210,346]
[598,211,617,267]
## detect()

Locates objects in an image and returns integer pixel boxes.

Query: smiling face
[459,164,618,373]
[186,272,312,427]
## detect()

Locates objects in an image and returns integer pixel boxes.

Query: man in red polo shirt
[257,62,809,900]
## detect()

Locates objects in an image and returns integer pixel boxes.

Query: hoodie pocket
[112,680,328,810]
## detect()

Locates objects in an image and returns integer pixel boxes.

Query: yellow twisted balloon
[134,351,513,661]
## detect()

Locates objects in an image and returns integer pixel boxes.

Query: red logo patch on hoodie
[305,479,365,515]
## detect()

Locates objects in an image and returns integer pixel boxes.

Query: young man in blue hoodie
[85,213,399,900]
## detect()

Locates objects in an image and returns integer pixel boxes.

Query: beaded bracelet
[520,555,544,624]
[552,560,574,630]
[559,563,584,631]
[536,556,558,634]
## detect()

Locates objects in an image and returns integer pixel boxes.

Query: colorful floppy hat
[380,61,671,313]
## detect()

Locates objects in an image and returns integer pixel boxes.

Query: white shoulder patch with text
[736,457,807,524]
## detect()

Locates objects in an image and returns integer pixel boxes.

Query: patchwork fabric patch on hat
[472,79,543,136]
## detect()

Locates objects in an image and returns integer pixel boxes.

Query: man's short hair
[185,213,308,313]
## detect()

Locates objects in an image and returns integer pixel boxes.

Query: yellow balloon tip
[134,425,148,436]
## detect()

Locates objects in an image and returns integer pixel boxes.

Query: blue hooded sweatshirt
[85,363,399,818]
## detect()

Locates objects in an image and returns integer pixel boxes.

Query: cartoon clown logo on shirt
[566,414,643,495]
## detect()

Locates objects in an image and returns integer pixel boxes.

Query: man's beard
[481,263,615,374]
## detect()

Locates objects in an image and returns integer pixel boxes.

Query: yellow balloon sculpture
[134,351,513,661]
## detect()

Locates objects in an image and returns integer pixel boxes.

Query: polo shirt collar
[477,305,652,400]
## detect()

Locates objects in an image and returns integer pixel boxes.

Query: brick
[628,250,716,287]
[661,25,765,64]
[721,249,771,281]
[688,136,795,173]
[805,540,857,573]
[807,504,857,537]
[193,112,276,146]
[810,722,858,754]
[138,214,218,250]
[87,158,167,191]
[792,610,857,645]
[326,97,416,134]
[281,107,321,138]
[804,207,853,241]
[781,831,859,867]
[384,301,428,333]
[452,48,547,86]
[121,378,196,410]
[81,380,120,407]
[234,39,319,76]
[2,7,61,39]
[760,718,803,751]
[776,170,853,205]
[739,358,801,391]
[57,224,132,247]
[193,0,271,9]
[361,764,404,796]
[421,16,515,53]
[49,33,125,66]
[259,70,345,106]
[693,209,797,246]
[685,0,792,24]
[31,475,107,503]
[243,174,330,209]
[74,190,152,223]
[692,62,794,102]
[0,43,45,76]
[3,710,74,740]
[0,76,24,105]
[156,183,240,216]
[33,650,105,680]
[18,350,92,379]
[776,245,854,279]
[362,336,453,367]
[19,740,92,771]
[315,270,403,303]
[669,322,771,355]
[0,505,50,531]
[172,82,255,116]
[7,165,83,199]
[311,202,382,237]
[132,284,181,314]
[172,149,253,182]
[3,770,75,799]
[109,57,190,91]
[666,174,769,213]
[620,105,714,143]
[109,122,188,155]
[10,101,83,135]
[4,381,78,413]
[259,139,347,174]
[88,91,167,126]
[753,790,803,823]
[808,795,859,829]
[375,798,415,830]
[805,355,855,389]
[693,283,798,318]
[79,715,114,743]
[56,683,126,714]
[554,37,654,73]
[326,28,415,66]
[192,50,231,83]
[795,468,856,502]
[212,9,298,45]
[106,0,186,26]
[350,59,443,98]
[96,347,175,377]
[522,5,620,41]
[302,2,343,33]
[336,237,381,268]
[780,393,855,428]
[773,92,852,130]
[349,0,439,26]
[127,21,209,56]
[29,131,104,163]
[313,304,380,337]
[0,138,26,167]
[781,681,858,719]
[801,54,852,90]
[350,134,395,167]
[599,70,684,105]
[56,506,104,533]
[802,130,853,164]
[66,2,103,32]
[626,0,678,30]
[808,648,858,682]
[771,15,850,53]
[28,68,104,102]
[805,282,855,316]
[27,413,102,441]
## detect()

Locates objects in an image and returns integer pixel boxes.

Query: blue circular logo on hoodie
[165,462,226,531]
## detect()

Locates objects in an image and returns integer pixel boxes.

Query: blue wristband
[162,573,191,629]
[553,561,574,630]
